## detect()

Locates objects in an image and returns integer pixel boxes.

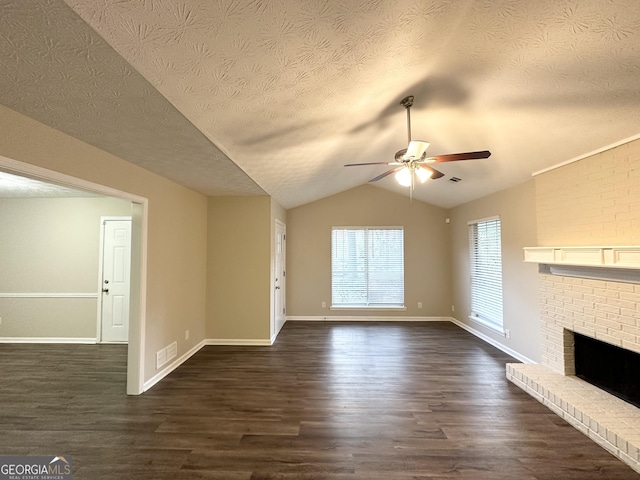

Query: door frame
[0,155,148,395]
[273,219,286,340]
[97,216,132,344]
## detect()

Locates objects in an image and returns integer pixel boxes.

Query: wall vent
[156,341,178,369]
[167,341,177,362]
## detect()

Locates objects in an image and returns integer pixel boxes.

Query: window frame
[467,216,505,335]
[330,226,405,310]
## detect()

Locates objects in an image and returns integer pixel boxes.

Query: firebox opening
[574,332,640,408]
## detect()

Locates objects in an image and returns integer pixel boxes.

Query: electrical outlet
[417,302,422,309]
[321,301,326,308]
[505,329,511,339]
[185,329,190,340]
[0,316,2,325]
[451,305,455,312]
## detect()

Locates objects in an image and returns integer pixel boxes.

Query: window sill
[331,306,407,311]
[467,315,506,337]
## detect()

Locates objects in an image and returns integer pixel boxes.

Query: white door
[100,218,132,343]
[274,220,286,336]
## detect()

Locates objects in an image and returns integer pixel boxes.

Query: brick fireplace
[539,267,640,372]
[515,130,640,473]
[507,261,640,474]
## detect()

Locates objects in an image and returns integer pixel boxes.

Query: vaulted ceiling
[1,0,639,208]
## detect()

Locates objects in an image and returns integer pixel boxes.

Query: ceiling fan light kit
[345,94,491,196]
[395,162,432,186]
[395,167,412,186]
[415,166,433,183]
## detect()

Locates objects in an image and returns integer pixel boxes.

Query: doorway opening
[273,219,286,340]
[0,155,147,395]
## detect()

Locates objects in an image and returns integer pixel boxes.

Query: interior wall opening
[0,155,147,395]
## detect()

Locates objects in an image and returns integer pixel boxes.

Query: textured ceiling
[0,0,265,197]
[0,171,98,198]
[1,1,640,208]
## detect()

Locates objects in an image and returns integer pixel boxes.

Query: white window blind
[331,227,404,307]
[469,217,503,327]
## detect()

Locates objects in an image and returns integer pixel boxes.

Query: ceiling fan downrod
[400,95,414,144]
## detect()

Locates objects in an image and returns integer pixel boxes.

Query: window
[468,217,504,331]
[331,227,404,308]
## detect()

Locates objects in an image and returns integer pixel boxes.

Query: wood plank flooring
[0,321,638,479]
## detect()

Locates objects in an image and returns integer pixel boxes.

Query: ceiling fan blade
[369,166,403,182]
[344,161,400,167]
[406,140,430,159]
[418,165,444,180]
[423,150,492,163]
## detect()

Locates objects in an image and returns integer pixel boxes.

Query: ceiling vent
[449,177,462,183]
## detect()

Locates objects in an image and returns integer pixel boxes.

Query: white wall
[0,196,130,338]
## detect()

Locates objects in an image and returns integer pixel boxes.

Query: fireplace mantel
[523,246,640,269]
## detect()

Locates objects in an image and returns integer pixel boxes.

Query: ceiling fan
[345,95,491,198]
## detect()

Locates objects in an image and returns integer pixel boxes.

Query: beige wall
[0,105,208,382]
[0,196,131,338]
[286,185,451,317]
[535,138,640,245]
[0,197,131,292]
[450,180,541,362]
[206,196,272,340]
[450,138,640,364]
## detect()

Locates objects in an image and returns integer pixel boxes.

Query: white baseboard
[0,337,97,344]
[143,340,206,392]
[269,318,287,345]
[143,336,276,392]
[286,315,450,322]
[205,338,273,346]
[0,293,98,298]
[448,317,536,364]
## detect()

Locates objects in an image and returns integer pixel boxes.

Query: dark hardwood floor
[0,321,638,479]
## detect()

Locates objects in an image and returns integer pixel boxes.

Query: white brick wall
[540,273,640,373]
[520,138,640,472]
[535,139,640,246]
[516,272,640,473]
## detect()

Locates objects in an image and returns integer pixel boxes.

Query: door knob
[102,288,109,294]
[104,280,109,284]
